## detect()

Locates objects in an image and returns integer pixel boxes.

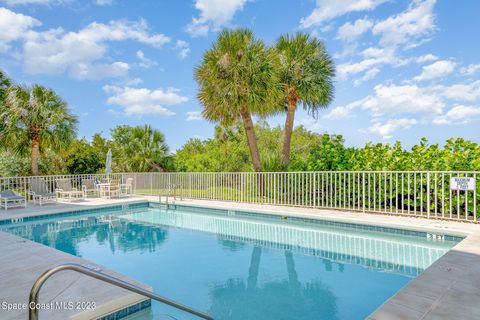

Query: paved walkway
[0,196,147,221]
[0,231,150,320]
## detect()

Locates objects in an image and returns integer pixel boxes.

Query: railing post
[427,172,430,219]
[362,172,365,213]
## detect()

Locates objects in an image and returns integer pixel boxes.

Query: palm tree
[112,125,169,172]
[195,29,282,172]
[0,70,10,104]
[0,70,11,142]
[276,32,335,166]
[0,84,77,175]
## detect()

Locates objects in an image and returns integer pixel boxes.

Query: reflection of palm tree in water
[23,216,168,256]
[209,245,338,320]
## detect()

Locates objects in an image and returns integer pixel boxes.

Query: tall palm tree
[112,125,169,172]
[0,84,77,175]
[195,29,282,172]
[276,32,335,166]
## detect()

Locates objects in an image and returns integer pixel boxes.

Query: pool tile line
[0,201,150,225]
[98,300,152,320]
[150,202,464,242]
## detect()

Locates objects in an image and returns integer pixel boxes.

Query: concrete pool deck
[0,233,151,320]
[1,195,480,319]
[0,197,152,320]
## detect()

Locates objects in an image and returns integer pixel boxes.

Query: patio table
[97,183,120,199]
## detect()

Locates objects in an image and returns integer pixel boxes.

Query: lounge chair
[55,178,85,201]
[29,178,57,206]
[0,189,27,210]
[120,178,134,196]
[82,178,99,197]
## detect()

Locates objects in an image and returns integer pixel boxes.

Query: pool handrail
[28,263,214,320]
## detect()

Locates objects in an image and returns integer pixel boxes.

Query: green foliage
[0,69,10,107]
[0,148,66,176]
[0,150,29,176]
[195,28,284,171]
[0,84,77,175]
[64,139,103,174]
[275,32,335,115]
[176,124,480,172]
[176,125,251,172]
[1,84,78,153]
[110,125,170,172]
[305,135,353,171]
[195,28,282,124]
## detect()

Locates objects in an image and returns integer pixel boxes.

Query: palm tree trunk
[285,251,300,288]
[31,137,40,175]
[247,246,262,289]
[240,107,262,172]
[281,92,297,166]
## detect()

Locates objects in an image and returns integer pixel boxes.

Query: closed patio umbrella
[105,149,112,174]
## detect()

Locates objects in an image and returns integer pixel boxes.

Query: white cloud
[337,47,400,79]
[372,0,436,48]
[186,111,202,121]
[22,19,169,78]
[354,67,379,86]
[433,105,480,125]
[185,0,247,36]
[460,64,480,76]
[124,77,143,86]
[300,0,387,28]
[333,77,480,137]
[70,62,129,80]
[362,84,445,116]
[135,50,158,68]
[414,60,455,81]
[174,40,190,59]
[433,80,480,102]
[337,59,378,79]
[0,8,40,51]
[368,118,417,139]
[416,54,438,63]
[337,18,373,42]
[335,1,438,82]
[104,85,188,116]
[1,0,56,5]
[95,0,112,5]
[323,101,359,120]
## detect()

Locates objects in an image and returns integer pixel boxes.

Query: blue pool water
[1,203,461,320]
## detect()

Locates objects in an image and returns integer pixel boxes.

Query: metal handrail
[159,184,181,206]
[28,263,213,320]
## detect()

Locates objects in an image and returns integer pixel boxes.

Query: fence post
[427,172,430,219]
[362,172,365,213]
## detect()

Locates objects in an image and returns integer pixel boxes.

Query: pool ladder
[28,263,213,320]
[159,184,181,209]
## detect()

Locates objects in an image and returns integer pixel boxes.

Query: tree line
[176,123,480,172]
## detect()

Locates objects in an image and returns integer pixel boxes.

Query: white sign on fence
[450,177,476,191]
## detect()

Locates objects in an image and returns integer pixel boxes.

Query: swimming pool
[1,203,462,320]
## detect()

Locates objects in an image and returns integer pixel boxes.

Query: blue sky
[1,0,479,151]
